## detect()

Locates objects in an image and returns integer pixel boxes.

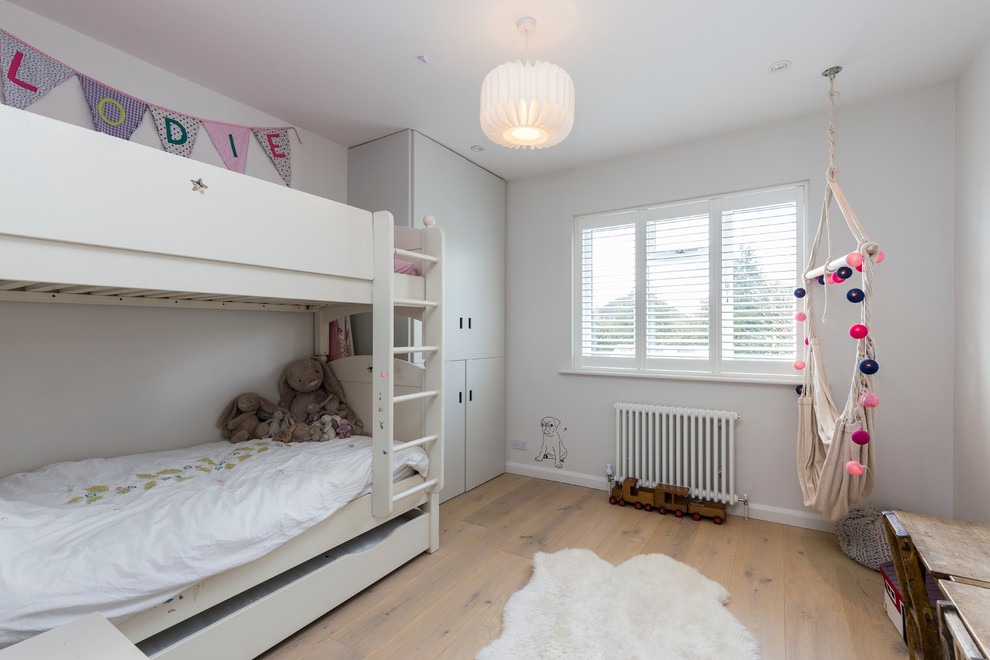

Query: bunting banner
[1,27,299,185]
[150,106,200,158]
[253,128,292,187]
[202,120,252,174]
[0,30,75,110]
[79,75,147,140]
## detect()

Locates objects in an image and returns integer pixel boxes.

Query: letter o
[97,98,126,126]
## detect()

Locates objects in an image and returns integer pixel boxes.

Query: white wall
[954,35,990,524]
[505,84,956,529]
[0,3,349,476]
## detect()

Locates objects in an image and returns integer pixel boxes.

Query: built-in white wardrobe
[348,130,506,502]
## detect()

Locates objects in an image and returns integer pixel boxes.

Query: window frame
[571,182,807,383]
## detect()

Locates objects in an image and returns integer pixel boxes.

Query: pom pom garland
[795,312,807,322]
[859,392,879,407]
[793,360,806,370]
[846,288,865,303]
[845,252,864,268]
[794,287,806,298]
[846,461,865,476]
[836,266,853,280]
[851,429,871,445]
[830,273,844,284]
[859,359,880,375]
[817,275,825,285]
[795,384,803,395]
[849,324,869,339]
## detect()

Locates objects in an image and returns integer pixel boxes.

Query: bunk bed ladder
[372,213,444,544]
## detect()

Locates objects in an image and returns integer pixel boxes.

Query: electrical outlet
[511,438,527,450]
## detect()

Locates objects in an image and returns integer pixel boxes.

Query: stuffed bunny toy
[318,414,337,442]
[266,409,293,437]
[278,357,364,436]
[218,392,279,444]
[273,422,323,444]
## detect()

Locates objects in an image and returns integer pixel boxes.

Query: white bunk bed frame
[0,104,444,658]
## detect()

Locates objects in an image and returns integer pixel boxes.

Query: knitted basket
[834,505,892,570]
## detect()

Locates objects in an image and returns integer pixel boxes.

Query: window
[574,183,805,380]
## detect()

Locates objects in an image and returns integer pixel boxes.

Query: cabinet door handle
[468,317,472,329]
[458,391,462,404]
[469,389,473,402]
[459,317,463,329]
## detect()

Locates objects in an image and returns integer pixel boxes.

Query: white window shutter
[645,213,710,360]
[720,196,798,364]
[579,222,637,363]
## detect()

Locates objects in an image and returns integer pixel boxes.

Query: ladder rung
[394,298,439,308]
[393,390,438,404]
[393,478,439,503]
[394,434,439,452]
[395,248,439,264]
[392,345,439,355]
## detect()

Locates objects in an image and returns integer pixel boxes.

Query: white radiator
[614,403,740,505]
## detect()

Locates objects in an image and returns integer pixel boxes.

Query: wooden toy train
[609,477,726,524]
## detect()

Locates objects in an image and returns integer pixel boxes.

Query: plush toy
[265,409,293,437]
[218,392,279,444]
[318,415,337,442]
[273,423,323,444]
[278,357,364,435]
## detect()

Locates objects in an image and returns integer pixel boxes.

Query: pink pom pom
[859,392,879,407]
[846,461,864,476]
[845,252,864,268]
[849,324,869,339]
[855,264,863,272]
[830,273,844,284]
[793,360,805,370]
[876,250,885,264]
[851,429,871,445]
[795,312,807,322]
[805,337,809,345]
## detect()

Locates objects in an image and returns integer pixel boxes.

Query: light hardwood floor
[259,474,909,659]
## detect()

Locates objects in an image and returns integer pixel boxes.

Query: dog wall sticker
[536,416,568,468]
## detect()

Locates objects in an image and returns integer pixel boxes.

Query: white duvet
[0,436,428,648]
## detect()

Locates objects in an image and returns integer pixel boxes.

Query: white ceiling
[9,0,990,181]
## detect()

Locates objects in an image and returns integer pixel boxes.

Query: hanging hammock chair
[796,67,881,522]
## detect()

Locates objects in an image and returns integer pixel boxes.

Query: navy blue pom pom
[859,359,879,375]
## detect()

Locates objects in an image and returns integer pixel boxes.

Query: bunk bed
[0,104,445,658]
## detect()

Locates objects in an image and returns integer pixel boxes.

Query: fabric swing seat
[796,175,880,522]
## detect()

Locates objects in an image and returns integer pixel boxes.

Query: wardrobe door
[457,159,505,360]
[465,357,505,491]
[440,360,466,503]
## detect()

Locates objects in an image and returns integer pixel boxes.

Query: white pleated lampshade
[480,59,575,149]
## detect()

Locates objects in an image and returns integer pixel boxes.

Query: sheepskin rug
[477,548,761,660]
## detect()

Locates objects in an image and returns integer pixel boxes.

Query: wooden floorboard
[258,474,909,660]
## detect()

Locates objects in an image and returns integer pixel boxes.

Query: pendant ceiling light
[480,17,575,150]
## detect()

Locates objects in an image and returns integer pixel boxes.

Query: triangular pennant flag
[0,31,75,110]
[149,106,200,158]
[253,128,292,187]
[78,75,147,140]
[202,120,252,174]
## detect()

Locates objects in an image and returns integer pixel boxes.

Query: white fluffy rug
[477,548,761,660]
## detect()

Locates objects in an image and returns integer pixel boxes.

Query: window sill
[559,368,803,386]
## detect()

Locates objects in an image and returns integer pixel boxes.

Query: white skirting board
[504,462,836,533]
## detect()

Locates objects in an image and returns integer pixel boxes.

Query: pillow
[393,258,420,275]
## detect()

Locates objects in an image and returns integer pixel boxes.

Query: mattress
[0,436,428,648]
